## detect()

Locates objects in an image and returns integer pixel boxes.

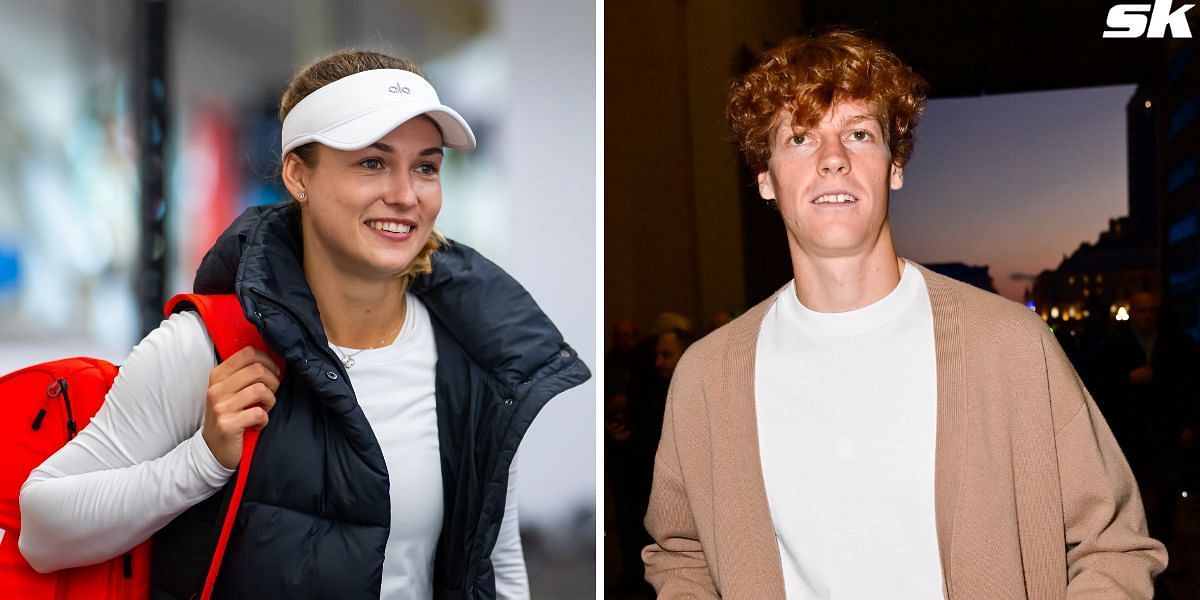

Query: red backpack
[0,294,282,600]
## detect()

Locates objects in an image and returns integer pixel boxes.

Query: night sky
[889,84,1136,302]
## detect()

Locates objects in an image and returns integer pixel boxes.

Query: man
[642,30,1166,598]
[1095,291,1197,551]
[606,318,644,418]
[609,327,696,597]
[655,328,694,382]
[643,328,696,479]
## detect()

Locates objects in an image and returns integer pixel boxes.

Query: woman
[18,50,589,599]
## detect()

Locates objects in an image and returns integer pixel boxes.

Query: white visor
[280,68,476,155]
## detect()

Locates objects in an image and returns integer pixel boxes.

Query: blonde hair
[280,49,444,280]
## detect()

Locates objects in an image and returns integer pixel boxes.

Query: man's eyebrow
[842,114,880,127]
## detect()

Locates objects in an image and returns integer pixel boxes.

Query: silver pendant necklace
[332,345,368,369]
[328,297,407,370]
[330,321,404,369]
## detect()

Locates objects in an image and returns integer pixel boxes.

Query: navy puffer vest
[149,203,590,599]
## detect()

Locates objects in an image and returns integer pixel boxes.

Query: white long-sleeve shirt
[19,293,528,599]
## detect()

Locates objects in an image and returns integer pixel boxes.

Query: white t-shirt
[755,262,943,599]
[19,293,528,599]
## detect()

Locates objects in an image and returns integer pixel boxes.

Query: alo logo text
[388,84,411,94]
[1105,0,1195,38]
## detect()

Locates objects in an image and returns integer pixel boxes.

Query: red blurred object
[187,110,241,277]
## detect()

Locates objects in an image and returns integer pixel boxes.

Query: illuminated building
[1030,217,1158,327]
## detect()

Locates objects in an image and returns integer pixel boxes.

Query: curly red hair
[727,30,928,174]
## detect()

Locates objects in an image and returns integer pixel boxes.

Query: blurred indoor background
[0,0,595,595]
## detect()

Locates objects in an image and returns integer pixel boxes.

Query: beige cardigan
[643,265,1167,599]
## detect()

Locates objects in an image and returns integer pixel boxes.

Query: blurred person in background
[1095,291,1199,558]
[604,388,653,598]
[642,29,1165,598]
[628,311,692,423]
[606,317,641,400]
[606,325,695,598]
[19,50,589,599]
[621,312,694,459]
[654,328,693,383]
[640,326,694,483]
[611,318,640,357]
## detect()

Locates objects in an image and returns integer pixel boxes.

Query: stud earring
[298,192,306,200]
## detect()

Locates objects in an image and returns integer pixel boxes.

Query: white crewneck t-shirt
[755,261,943,599]
[19,293,528,599]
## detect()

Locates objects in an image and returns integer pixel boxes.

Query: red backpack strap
[164,294,279,367]
[163,293,283,600]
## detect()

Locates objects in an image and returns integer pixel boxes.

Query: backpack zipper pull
[30,403,49,430]
[33,378,77,439]
[30,380,62,430]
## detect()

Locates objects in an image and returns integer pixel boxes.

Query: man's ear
[758,169,776,200]
[890,162,904,191]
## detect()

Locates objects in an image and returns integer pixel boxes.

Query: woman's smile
[365,218,418,241]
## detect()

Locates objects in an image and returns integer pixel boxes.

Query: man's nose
[817,139,850,175]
